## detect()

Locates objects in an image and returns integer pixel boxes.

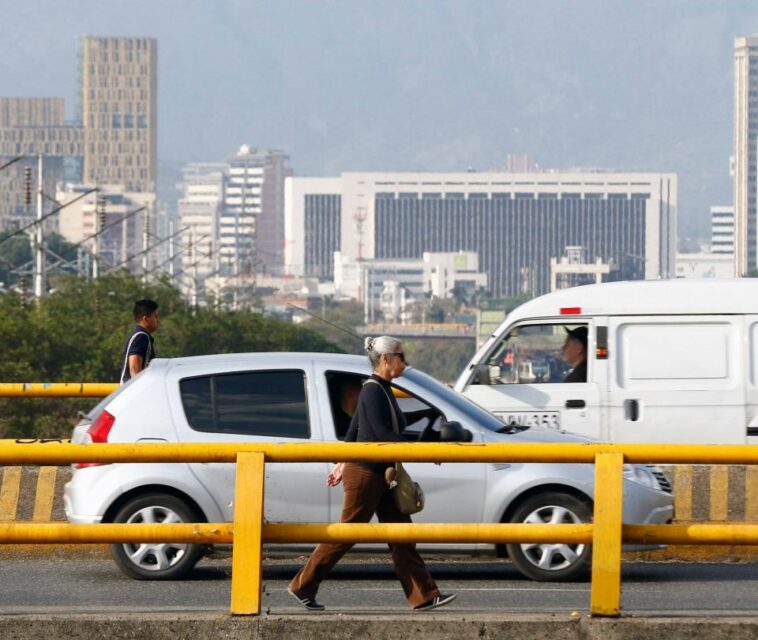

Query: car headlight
[622,464,660,490]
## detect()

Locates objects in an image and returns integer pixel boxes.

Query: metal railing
[1,440,758,616]
[0,383,118,397]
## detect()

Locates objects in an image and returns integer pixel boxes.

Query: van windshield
[472,323,586,385]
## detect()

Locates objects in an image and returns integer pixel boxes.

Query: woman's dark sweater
[344,373,406,472]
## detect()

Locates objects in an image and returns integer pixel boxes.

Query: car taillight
[75,410,115,469]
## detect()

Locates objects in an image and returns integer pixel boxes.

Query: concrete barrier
[1,614,758,640]
[1,464,757,561]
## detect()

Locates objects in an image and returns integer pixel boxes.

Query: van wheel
[110,494,204,580]
[506,492,592,582]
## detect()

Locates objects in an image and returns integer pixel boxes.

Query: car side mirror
[473,363,500,385]
[440,421,473,442]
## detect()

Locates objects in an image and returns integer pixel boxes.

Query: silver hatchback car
[64,353,673,582]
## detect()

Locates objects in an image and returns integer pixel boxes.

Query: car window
[326,371,446,441]
[325,372,367,440]
[393,389,445,440]
[403,367,505,433]
[180,369,310,438]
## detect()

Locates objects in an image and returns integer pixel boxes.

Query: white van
[454,279,758,444]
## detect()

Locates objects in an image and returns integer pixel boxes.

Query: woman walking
[288,336,456,612]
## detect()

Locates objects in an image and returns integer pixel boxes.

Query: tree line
[0,273,339,438]
[0,270,486,439]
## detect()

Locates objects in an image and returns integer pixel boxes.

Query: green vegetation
[0,274,486,438]
[0,232,78,291]
[0,272,339,438]
[403,339,476,384]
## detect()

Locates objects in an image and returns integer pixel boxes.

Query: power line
[0,156,25,173]
[285,302,364,344]
[105,224,190,273]
[34,206,147,275]
[0,187,97,246]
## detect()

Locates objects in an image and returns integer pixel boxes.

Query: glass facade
[373,193,648,297]
[305,194,341,279]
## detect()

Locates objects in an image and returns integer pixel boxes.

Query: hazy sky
[2,0,758,236]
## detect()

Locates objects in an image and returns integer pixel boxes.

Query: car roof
[158,352,368,369]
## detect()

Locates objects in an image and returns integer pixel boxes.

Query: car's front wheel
[110,493,204,580]
[505,491,592,582]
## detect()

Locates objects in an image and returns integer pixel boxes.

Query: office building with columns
[285,171,677,299]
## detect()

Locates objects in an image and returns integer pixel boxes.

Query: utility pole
[33,154,45,298]
[168,220,175,283]
[93,192,105,279]
[142,207,150,283]
[188,230,198,308]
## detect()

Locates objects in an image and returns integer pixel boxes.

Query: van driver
[562,326,588,383]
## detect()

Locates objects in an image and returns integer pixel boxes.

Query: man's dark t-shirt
[120,325,156,384]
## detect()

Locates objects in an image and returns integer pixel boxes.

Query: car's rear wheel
[505,492,592,582]
[110,493,203,580]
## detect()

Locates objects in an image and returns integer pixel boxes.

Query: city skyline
[2,1,757,239]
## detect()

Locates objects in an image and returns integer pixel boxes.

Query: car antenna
[286,302,364,345]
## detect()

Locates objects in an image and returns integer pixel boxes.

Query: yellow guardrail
[0,383,118,397]
[0,441,757,617]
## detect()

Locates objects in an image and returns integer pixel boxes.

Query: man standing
[119,299,160,384]
[562,326,588,383]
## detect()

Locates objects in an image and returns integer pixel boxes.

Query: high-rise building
[79,37,158,193]
[177,163,226,297]
[258,150,293,273]
[711,205,735,255]
[218,146,292,276]
[0,97,83,228]
[733,36,758,275]
[176,148,292,306]
[286,171,677,298]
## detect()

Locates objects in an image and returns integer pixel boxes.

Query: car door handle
[565,399,585,409]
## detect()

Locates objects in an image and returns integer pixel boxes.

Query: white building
[57,183,154,276]
[334,250,487,323]
[549,246,615,291]
[675,252,735,279]
[285,171,677,298]
[219,145,293,278]
[177,163,225,299]
[176,148,292,307]
[711,205,735,255]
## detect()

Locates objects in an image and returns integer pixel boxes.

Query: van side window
[474,323,587,384]
[180,370,310,438]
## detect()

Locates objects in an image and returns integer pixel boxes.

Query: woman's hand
[327,462,345,487]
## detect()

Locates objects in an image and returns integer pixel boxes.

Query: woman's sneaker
[414,593,457,611]
[287,588,326,611]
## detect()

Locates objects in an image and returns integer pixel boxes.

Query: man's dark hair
[133,299,159,321]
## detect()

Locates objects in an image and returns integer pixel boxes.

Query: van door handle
[565,399,585,409]
[624,399,640,422]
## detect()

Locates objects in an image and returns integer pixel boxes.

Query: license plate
[495,411,561,430]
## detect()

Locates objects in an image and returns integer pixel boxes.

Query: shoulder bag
[365,379,425,515]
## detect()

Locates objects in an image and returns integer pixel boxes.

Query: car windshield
[403,367,507,433]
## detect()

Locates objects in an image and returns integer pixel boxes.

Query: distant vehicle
[456,279,758,444]
[65,353,672,582]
